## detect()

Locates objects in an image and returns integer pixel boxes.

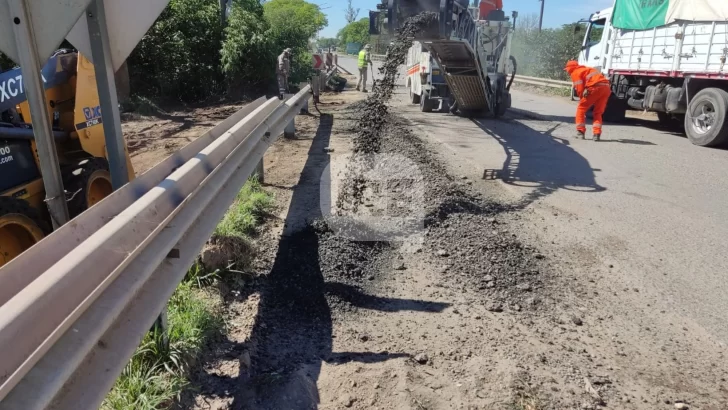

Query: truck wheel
[63,158,113,218]
[420,90,433,112]
[495,92,510,117]
[603,94,627,123]
[0,196,48,268]
[409,86,420,104]
[685,88,728,147]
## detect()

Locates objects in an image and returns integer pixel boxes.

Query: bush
[127,0,226,102]
[263,0,327,84]
[338,18,371,48]
[511,20,583,80]
[127,0,326,104]
[221,1,273,92]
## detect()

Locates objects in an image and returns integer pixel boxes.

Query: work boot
[362,89,369,93]
[356,86,360,91]
[593,133,601,141]
[576,131,586,139]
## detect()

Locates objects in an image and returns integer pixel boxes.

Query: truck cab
[577,7,613,74]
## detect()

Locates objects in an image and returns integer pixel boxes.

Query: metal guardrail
[509,74,572,89]
[0,87,312,410]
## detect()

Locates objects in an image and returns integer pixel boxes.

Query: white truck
[373,0,517,117]
[578,0,728,147]
[405,41,450,112]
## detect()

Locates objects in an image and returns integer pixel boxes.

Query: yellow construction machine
[0,50,134,267]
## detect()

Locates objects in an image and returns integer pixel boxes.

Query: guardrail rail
[509,74,572,89]
[0,86,313,410]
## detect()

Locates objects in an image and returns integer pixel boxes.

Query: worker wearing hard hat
[277,48,292,98]
[565,60,611,141]
[356,44,373,92]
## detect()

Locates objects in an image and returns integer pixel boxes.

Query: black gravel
[337,13,438,211]
[333,11,547,309]
[376,114,546,309]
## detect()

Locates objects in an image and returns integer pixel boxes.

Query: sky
[311,0,615,38]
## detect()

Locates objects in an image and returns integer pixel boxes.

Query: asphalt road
[336,54,386,89]
[390,87,728,343]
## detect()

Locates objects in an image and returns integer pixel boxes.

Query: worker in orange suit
[564,60,611,141]
[479,0,503,20]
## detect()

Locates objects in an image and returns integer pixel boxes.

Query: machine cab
[578,7,613,74]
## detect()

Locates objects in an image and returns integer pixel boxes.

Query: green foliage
[263,0,327,84]
[127,0,226,101]
[126,0,325,104]
[338,18,371,47]
[221,1,273,89]
[318,37,339,50]
[264,0,327,39]
[185,262,221,288]
[102,359,185,410]
[511,22,584,80]
[102,283,222,410]
[215,177,274,239]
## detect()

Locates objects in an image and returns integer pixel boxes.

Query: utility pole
[538,0,545,32]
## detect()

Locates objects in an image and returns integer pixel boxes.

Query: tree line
[0,0,327,103]
[510,13,584,80]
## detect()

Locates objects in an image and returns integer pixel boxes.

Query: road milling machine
[0,50,135,267]
[372,0,518,116]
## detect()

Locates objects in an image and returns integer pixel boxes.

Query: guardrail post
[283,92,296,139]
[153,307,169,349]
[255,159,265,183]
[312,75,320,104]
[284,116,296,139]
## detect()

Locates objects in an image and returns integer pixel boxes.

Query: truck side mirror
[574,25,582,34]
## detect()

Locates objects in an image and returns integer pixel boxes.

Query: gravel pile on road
[334,12,547,308]
[338,13,437,211]
[377,115,547,310]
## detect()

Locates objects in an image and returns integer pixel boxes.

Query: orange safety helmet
[564,60,579,73]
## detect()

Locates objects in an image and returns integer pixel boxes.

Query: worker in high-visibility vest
[356,44,373,92]
[565,60,611,141]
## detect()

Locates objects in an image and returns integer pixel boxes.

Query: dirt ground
[171,63,728,410]
[123,103,246,175]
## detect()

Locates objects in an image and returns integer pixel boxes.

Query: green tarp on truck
[612,0,728,30]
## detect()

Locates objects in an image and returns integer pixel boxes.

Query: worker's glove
[582,89,589,98]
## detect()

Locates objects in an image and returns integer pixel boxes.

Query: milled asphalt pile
[376,112,547,310]
[331,9,547,310]
[237,14,550,408]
